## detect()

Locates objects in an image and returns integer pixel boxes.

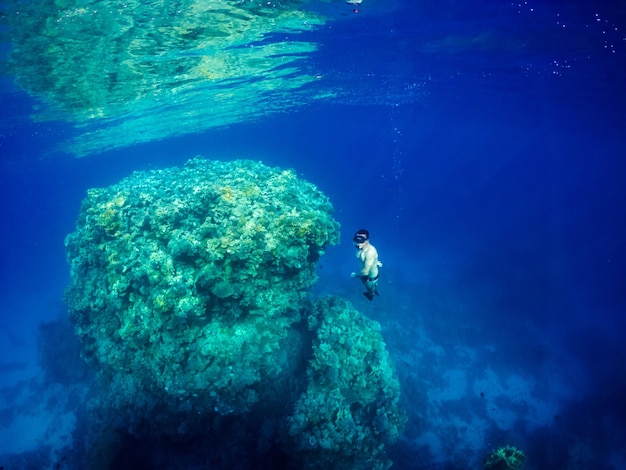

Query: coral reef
[65,158,338,418]
[483,445,526,470]
[64,158,404,467]
[289,296,407,470]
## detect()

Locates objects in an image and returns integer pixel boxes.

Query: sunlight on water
[1,0,331,156]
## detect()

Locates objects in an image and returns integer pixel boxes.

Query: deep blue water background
[1,0,626,468]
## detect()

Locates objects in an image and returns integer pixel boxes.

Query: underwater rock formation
[483,445,526,470]
[289,296,406,470]
[65,158,404,468]
[65,158,339,416]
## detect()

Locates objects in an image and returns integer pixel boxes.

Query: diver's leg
[363,279,378,300]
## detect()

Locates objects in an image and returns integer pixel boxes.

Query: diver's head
[353,229,369,247]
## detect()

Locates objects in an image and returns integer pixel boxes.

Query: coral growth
[483,445,526,470]
[64,158,404,467]
[289,296,406,470]
[65,158,339,418]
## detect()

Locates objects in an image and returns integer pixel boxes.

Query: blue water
[1,0,626,468]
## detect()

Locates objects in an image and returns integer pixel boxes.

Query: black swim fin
[363,292,374,301]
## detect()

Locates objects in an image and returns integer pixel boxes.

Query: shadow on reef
[81,410,296,470]
[62,158,405,470]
